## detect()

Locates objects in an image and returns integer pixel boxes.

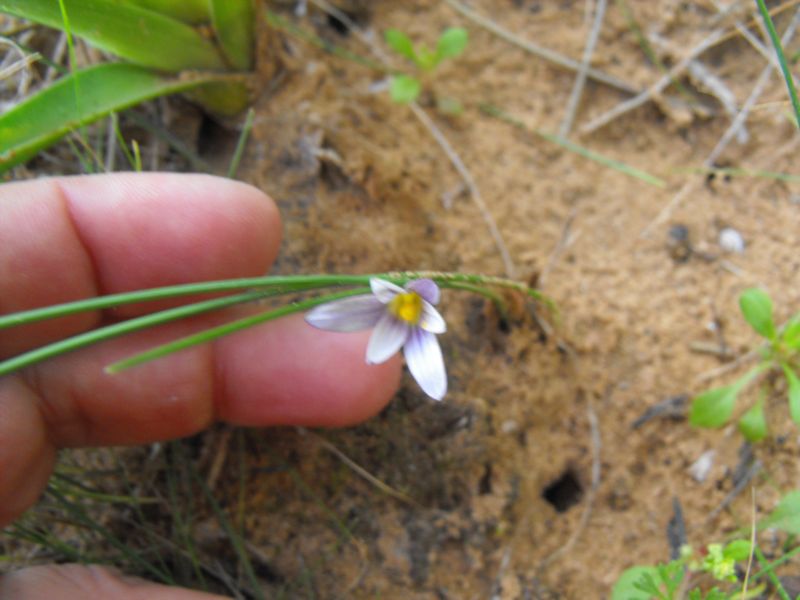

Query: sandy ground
[6,0,800,598]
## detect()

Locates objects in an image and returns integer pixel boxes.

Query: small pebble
[688,449,716,483]
[719,227,745,253]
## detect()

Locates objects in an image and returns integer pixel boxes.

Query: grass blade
[0,290,268,377]
[227,107,256,178]
[106,289,371,373]
[755,0,800,129]
[481,104,666,188]
[209,0,255,71]
[0,62,226,173]
[0,0,225,71]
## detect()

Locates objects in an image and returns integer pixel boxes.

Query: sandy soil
[230,1,800,597]
[7,0,800,598]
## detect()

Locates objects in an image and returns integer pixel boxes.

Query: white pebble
[719,227,745,253]
[688,449,716,483]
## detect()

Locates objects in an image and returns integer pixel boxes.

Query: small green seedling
[384,27,468,104]
[611,541,761,600]
[689,288,800,441]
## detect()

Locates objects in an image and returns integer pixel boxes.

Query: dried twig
[444,0,638,94]
[302,428,422,508]
[559,0,608,138]
[705,8,800,167]
[408,102,516,277]
[581,29,725,134]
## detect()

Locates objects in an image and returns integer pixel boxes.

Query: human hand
[0,173,401,599]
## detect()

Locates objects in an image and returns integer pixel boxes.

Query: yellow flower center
[388,292,423,325]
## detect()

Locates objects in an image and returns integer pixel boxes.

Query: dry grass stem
[705,8,800,167]
[581,29,725,134]
[305,430,422,508]
[408,102,517,278]
[559,0,608,138]
[445,0,638,95]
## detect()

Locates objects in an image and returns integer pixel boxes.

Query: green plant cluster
[0,0,256,173]
[384,27,468,104]
[612,490,800,599]
[690,289,800,442]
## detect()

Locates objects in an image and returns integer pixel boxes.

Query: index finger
[0,172,281,357]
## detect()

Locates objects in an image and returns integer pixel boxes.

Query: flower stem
[106,288,371,373]
[0,290,270,377]
[0,272,546,330]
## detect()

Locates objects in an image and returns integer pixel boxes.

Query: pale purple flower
[305,278,447,400]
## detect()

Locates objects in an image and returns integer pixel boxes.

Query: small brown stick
[206,427,233,491]
[538,206,579,289]
[705,8,800,167]
[302,428,422,508]
[580,28,725,134]
[705,459,761,524]
[559,0,609,138]
[408,102,516,278]
[445,0,638,94]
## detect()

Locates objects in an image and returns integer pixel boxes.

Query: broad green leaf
[738,400,767,442]
[781,315,800,348]
[759,490,800,535]
[0,63,223,172]
[782,364,800,424]
[435,27,468,61]
[122,0,210,24]
[690,385,741,428]
[610,566,660,600]
[0,0,225,71]
[385,29,417,62]
[722,540,752,562]
[739,288,776,340]
[389,74,421,103]
[209,0,255,71]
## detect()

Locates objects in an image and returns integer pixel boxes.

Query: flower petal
[366,314,409,364]
[419,301,446,334]
[305,295,384,332]
[370,278,404,303]
[406,279,440,305]
[404,328,447,401]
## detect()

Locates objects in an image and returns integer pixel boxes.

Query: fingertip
[216,315,402,427]
[58,173,282,304]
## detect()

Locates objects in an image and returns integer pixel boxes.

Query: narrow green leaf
[106,289,371,373]
[781,364,800,425]
[480,104,666,188]
[0,0,225,71]
[738,399,768,442]
[740,288,776,340]
[781,315,800,348]
[385,29,417,62]
[610,566,660,600]
[122,0,210,24]
[209,0,255,71]
[389,74,421,103]
[689,368,760,428]
[760,490,800,535]
[0,63,225,173]
[755,0,800,130]
[435,27,468,61]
